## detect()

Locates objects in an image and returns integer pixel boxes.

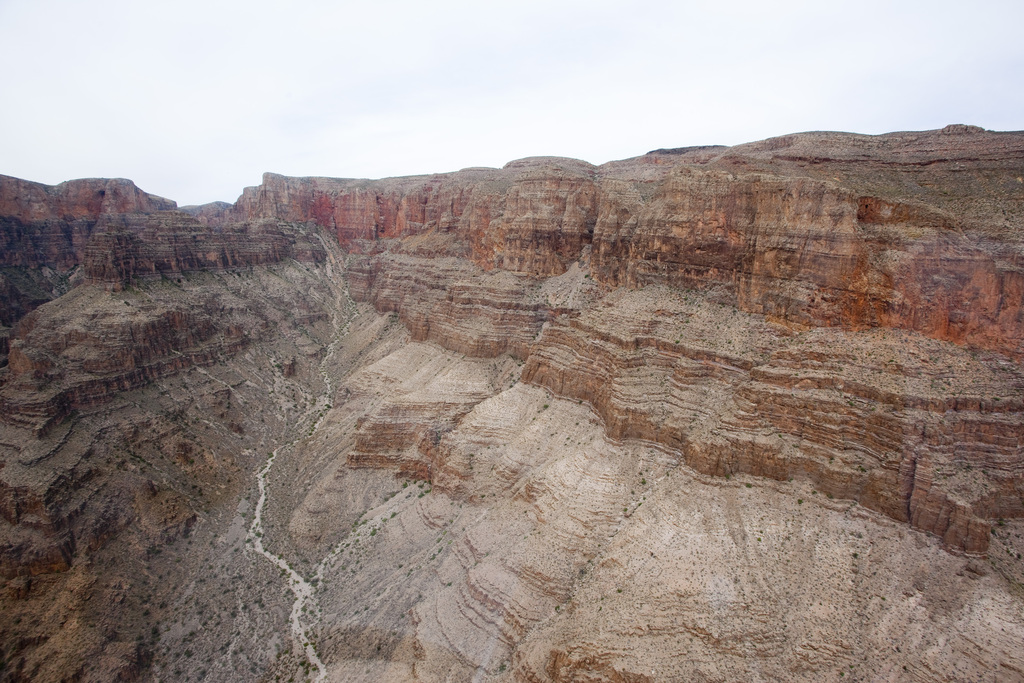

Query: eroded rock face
[297,350,1024,683]
[0,176,176,224]
[80,213,327,287]
[348,253,557,359]
[521,286,1023,554]
[0,261,350,681]
[0,175,329,338]
[1,126,1023,682]
[0,176,176,271]
[191,128,1024,357]
[225,161,600,278]
[590,168,1024,360]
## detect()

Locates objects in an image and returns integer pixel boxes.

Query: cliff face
[0,176,327,332]
[197,128,1024,359]
[1,126,1023,682]
[0,176,176,224]
[255,128,1024,554]
[4,127,1018,554]
[80,213,326,286]
[520,287,1023,554]
[0,176,176,270]
[589,169,1024,360]
[226,160,600,278]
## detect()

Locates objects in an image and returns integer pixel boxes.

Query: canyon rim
[1,125,1023,682]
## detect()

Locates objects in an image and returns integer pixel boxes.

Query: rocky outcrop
[342,344,519,479]
[181,127,1024,358]
[0,253,346,438]
[178,200,234,225]
[0,176,328,331]
[347,253,555,359]
[81,213,327,287]
[223,160,600,278]
[0,288,243,436]
[520,287,1023,553]
[0,176,175,271]
[0,176,176,225]
[589,168,1024,359]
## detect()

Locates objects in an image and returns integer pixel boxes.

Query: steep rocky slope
[1,126,1023,682]
[203,125,1024,359]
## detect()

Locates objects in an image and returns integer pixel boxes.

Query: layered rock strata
[0,176,175,273]
[0,260,350,680]
[521,286,1023,554]
[191,127,1024,358]
[0,175,326,331]
[1,125,1023,682]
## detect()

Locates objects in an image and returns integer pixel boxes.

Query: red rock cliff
[0,175,176,270]
[203,128,1024,358]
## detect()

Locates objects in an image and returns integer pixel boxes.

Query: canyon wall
[0,175,327,331]
[1,126,1023,681]
[206,126,1024,554]
[192,127,1024,359]
[2,128,1022,557]
[0,176,176,271]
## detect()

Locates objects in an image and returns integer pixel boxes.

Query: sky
[1,0,1022,206]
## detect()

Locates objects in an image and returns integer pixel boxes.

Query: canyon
[0,125,1023,682]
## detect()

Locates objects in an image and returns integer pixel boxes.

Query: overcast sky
[2,0,1022,206]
